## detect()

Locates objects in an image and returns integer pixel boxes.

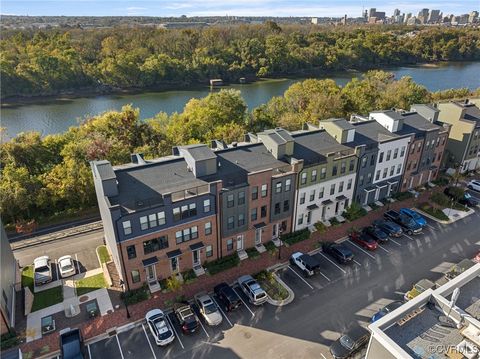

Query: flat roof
[446,276,480,320]
[351,120,402,144]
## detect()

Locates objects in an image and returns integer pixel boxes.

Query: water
[2,62,480,139]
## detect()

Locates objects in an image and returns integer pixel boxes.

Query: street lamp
[278,228,283,260]
[120,279,131,319]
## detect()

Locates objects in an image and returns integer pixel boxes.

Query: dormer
[178,144,217,177]
[319,118,356,144]
[369,110,404,133]
[257,128,294,160]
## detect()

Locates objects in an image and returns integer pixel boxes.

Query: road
[85,208,480,359]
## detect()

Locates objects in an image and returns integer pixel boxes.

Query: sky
[1,0,477,17]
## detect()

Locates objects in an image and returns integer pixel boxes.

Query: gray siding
[220,186,249,237]
[1,220,16,329]
[418,130,439,172]
[354,146,379,204]
[270,174,296,222]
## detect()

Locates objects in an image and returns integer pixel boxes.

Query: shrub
[314,221,327,233]
[419,202,449,221]
[393,191,414,201]
[204,254,240,275]
[121,285,150,305]
[181,269,196,284]
[1,331,20,351]
[166,276,182,292]
[246,247,260,259]
[330,217,340,226]
[432,176,449,186]
[282,229,310,245]
[264,241,277,252]
[446,186,464,201]
[343,202,367,221]
[430,192,450,207]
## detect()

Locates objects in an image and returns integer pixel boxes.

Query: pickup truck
[384,210,422,235]
[290,252,321,277]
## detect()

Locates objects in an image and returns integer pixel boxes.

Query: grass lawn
[22,266,34,291]
[32,286,63,312]
[96,245,111,264]
[75,273,107,296]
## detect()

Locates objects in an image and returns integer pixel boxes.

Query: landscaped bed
[96,245,111,264]
[32,286,63,312]
[75,273,107,296]
[418,203,449,221]
[22,265,34,291]
[282,229,310,245]
[204,254,240,275]
[246,247,260,259]
[255,271,289,301]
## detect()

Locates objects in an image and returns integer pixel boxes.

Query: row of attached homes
[91,100,479,292]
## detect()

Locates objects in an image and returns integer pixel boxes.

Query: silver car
[34,256,52,286]
[195,294,222,326]
[237,275,268,305]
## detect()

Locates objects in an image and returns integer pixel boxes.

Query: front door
[192,250,200,266]
[306,211,312,224]
[335,202,340,215]
[146,264,156,283]
[171,257,179,274]
[272,223,279,239]
[321,206,326,220]
[255,228,262,245]
[237,235,244,251]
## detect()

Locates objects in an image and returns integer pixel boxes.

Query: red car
[349,231,378,251]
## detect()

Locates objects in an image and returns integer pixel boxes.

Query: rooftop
[350,120,401,144]
[446,276,480,320]
[397,111,443,137]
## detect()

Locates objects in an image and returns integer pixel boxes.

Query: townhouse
[436,99,480,172]
[1,220,17,334]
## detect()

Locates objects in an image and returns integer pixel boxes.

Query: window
[261,184,268,197]
[311,170,317,182]
[237,213,245,226]
[436,138,440,147]
[191,226,198,239]
[407,162,411,170]
[227,216,234,230]
[131,270,141,283]
[140,216,148,230]
[318,187,324,198]
[298,216,303,225]
[285,179,291,191]
[401,146,406,157]
[127,245,136,259]
[276,182,282,193]
[390,166,395,176]
[181,205,188,219]
[347,178,352,190]
[122,221,132,236]
[309,190,315,202]
[367,173,372,183]
[441,136,445,145]
[143,236,168,254]
[283,200,290,212]
[173,208,181,222]
[227,239,233,251]
[174,204,197,222]
[227,194,234,208]
[410,144,415,154]
[359,175,364,185]
[252,186,258,200]
[238,191,245,205]
[176,231,183,244]
[375,170,380,180]
[330,184,335,195]
[361,157,367,168]
[158,211,165,226]
[379,152,384,163]
[301,172,307,185]
[300,192,306,204]
[425,140,430,149]
[261,205,267,218]
[332,165,337,176]
[393,148,398,159]
[397,164,402,174]
[274,203,281,215]
[383,168,388,178]
[204,199,211,212]
[205,222,212,235]
[251,208,257,221]
[338,181,344,192]
[437,152,442,161]
[386,150,391,161]
[148,214,157,228]
[189,203,197,216]
[340,162,346,174]
[183,228,191,241]
[349,159,355,171]
[206,245,213,257]
[417,143,422,152]
[320,167,327,179]
[370,154,376,166]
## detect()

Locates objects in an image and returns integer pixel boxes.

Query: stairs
[106,262,122,290]
[193,265,205,277]
[255,244,266,253]
[237,250,248,261]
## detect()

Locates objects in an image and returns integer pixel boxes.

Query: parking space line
[426,224,437,231]
[320,353,327,359]
[212,297,233,328]
[115,335,125,359]
[166,314,184,349]
[198,316,210,338]
[353,259,362,266]
[87,344,92,359]
[319,271,331,282]
[233,287,255,318]
[318,252,347,274]
[347,240,376,260]
[390,238,401,246]
[287,266,314,289]
[377,244,390,253]
[403,234,414,241]
[142,323,157,359]
[75,253,80,274]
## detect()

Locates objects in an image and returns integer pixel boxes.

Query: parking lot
[83,208,480,359]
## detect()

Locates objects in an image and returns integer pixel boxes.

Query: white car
[33,256,52,286]
[290,252,321,277]
[58,255,76,278]
[467,180,480,192]
[145,309,175,346]
[195,294,223,326]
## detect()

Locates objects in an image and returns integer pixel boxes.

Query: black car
[322,243,354,264]
[214,282,242,312]
[363,226,389,243]
[60,329,85,359]
[173,302,199,334]
[384,210,422,235]
[372,219,403,237]
[329,326,370,359]
[444,187,478,207]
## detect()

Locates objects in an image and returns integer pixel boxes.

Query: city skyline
[1,0,478,17]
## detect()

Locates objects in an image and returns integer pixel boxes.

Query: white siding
[373,137,410,185]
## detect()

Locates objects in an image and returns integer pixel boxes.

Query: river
[1,61,480,140]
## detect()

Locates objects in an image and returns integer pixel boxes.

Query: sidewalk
[19,189,438,357]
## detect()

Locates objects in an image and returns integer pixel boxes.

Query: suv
[145,309,175,346]
[34,256,52,286]
[194,294,222,326]
[60,329,84,359]
[237,275,268,305]
[322,243,354,264]
[173,303,199,334]
[363,226,389,243]
[290,252,321,277]
[372,220,403,238]
[329,325,370,359]
[214,282,242,312]
[467,180,480,192]
[399,208,427,227]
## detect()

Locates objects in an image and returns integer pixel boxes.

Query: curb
[266,272,295,307]
[414,208,450,225]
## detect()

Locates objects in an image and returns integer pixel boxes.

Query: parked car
[60,328,84,359]
[173,303,199,334]
[145,309,175,346]
[363,226,389,243]
[474,251,480,264]
[444,187,479,207]
[214,282,242,312]
[194,294,222,326]
[467,180,480,192]
[404,279,436,301]
[349,230,378,251]
[237,275,268,305]
[322,243,354,264]
[329,325,370,359]
[58,255,76,278]
[371,301,403,323]
[372,220,403,238]
[290,252,321,277]
[399,208,427,227]
[33,256,52,286]
[384,210,422,235]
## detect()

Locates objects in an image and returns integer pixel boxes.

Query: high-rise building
[369,8,376,18]
[393,8,400,17]
[417,8,429,24]
[469,11,479,23]
[404,13,412,23]
[428,9,441,23]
